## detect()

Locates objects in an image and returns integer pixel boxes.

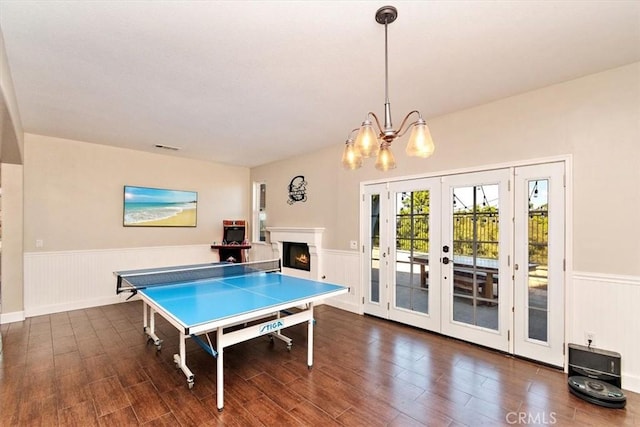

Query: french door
[513,162,565,366]
[440,169,511,351]
[362,178,442,330]
[362,162,566,367]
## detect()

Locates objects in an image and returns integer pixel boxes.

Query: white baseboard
[0,310,26,324]
[326,299,359,314]
[24,295,124,318]
[622,372,640,394]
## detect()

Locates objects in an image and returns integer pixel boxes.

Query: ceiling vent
[154,144,180,151]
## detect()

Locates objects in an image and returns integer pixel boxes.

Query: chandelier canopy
[341,5,435,171]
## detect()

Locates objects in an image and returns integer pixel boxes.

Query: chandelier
[342,5,435,171]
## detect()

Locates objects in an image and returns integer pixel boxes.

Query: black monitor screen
[224,227,245,244]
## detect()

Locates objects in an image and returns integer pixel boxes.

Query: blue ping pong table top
[139,272,345,328]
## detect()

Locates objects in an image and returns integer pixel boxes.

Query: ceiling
[0,1,639,168]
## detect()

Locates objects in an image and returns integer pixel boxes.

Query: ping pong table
[115,259,347,411]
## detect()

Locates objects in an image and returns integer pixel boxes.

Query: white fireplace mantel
[266,227,325,280]
[266,227,325,245]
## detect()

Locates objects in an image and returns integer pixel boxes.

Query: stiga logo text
[259,320,284,334]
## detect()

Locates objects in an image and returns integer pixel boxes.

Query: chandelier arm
[347,127,360,140]
[395,110,422,137]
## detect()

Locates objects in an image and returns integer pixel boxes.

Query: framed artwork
[123,185,197,227]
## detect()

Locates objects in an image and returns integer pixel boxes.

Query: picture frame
[123,185,197,227]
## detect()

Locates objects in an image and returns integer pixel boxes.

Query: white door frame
[358,155,572,368]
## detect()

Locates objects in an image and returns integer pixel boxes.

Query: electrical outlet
[585,332,596,347]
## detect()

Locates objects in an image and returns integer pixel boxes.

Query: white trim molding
[0,310,25,324]
[573,271,640,287]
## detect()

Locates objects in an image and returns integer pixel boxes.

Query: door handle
[442,256,451,264]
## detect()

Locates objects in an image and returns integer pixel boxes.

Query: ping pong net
[116,259,281,296]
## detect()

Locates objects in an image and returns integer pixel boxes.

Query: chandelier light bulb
[405,118,435,158]
[375,143,396,171]
[341,138,363,170]
[354,120,379,158]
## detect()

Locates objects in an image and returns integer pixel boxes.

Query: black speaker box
[568,343,621,388]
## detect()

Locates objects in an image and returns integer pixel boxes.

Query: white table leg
[173,331,195,388]
[142,303,162,350]
[150,308,155,335]
[307,303,314,368]
[216,326,224,411]
[143,302,148,331]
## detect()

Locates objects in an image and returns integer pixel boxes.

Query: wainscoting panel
[570,272,640,393]
[248,242,276,262]
[24,245,217,317]
[320,249,360,313]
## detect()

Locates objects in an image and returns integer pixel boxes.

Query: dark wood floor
[0,302,637,426]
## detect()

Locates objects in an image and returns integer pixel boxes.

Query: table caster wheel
[286,344,292,352]
[187,381,194,390]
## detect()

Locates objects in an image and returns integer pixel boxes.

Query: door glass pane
[396,191,429,314]
[370,194,380,303]
[451,184,499,330]
[527,180,549,342]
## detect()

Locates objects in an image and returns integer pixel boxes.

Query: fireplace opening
[282,242,311,271]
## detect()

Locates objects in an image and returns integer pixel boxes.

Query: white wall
[252,63,640,276]
[8,133,251,318]
[24,134,250,252]
[250,63,640,392]
[0,163,23,320]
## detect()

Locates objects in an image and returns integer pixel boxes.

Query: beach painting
[123,186,197,227]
